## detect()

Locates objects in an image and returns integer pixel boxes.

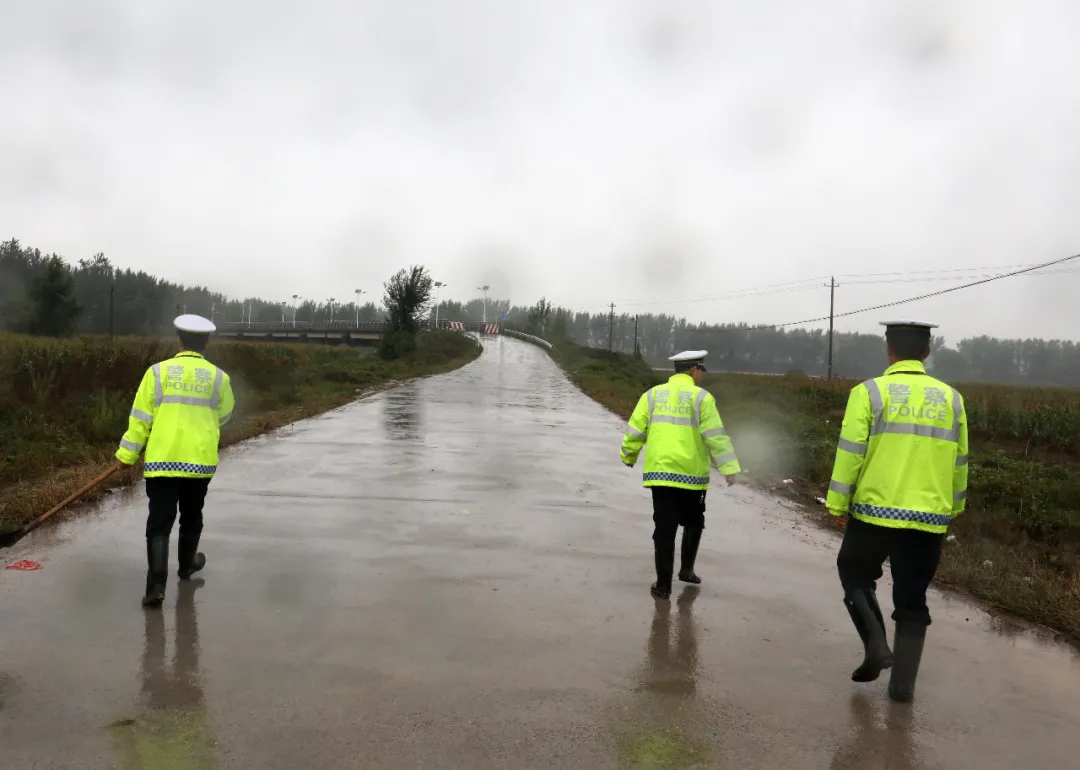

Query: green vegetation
[0,331,480,529]
[378,265,434,360]
[549,341,1080,642]
[617,728,709,770]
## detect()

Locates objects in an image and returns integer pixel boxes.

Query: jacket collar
[884,360,926,376]
[176,351,205,360]
[668,373,695,385]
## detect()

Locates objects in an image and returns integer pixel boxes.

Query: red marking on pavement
[5,560,42,571]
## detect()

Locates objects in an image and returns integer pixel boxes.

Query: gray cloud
[3,0,1079,341]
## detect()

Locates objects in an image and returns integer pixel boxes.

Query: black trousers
[145,477,211,540]
[836,516,944,626]
[651,487,706,546]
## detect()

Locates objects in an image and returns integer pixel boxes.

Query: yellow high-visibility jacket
[620,373,741,490]
[826,360,968,534]
[116,352,234,478]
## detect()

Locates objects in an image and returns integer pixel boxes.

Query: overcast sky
[3,0,1079,343]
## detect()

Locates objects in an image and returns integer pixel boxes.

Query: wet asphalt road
[2,335,1080,769]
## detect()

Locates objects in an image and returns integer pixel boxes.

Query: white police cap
[173,314,216,334]
[669,350,708,363]
[879,319,938,330]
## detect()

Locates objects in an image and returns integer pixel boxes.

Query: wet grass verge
[549,342,1080,643]
[0,331,481,530]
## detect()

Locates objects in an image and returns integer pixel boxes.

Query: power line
[525,253,1079,341]
[612,260,1075,309]
[841,267,1080,286]
[730,251,1080,333]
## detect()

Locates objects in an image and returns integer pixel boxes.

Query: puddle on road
[109,579,216,769]
[381,384,424,442]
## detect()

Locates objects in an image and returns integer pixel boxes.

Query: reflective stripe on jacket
[620,373,741,490]
[116,352,235,478]
[825,360,968,534]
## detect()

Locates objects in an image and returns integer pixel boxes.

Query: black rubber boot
[651,541,675,599]
[677,527,703,584]
[888,621,927,703]
[142,536,170,608]
[844,588,893,682]
[177,533,206,580]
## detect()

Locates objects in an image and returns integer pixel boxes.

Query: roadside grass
[0,331,480,529]
[549,341,1080,642]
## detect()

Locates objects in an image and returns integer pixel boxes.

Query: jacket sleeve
[953,392,968,515]
[116,367,157,465]
[698,393,741,475]
[826,384,872,516]
[620,392,651,466]
[217,370,235,428]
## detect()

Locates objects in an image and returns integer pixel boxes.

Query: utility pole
[354,288,365,325]
[608,303,616,352]
[329,298,336,323]
[827,277,837,379]
[633,314,639,358]
[292,294,301,326]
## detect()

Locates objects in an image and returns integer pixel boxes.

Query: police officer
[826,320,968,703]
[621,351,741,599]
[116,315,235,607]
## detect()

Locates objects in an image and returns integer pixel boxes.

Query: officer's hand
[724,474,738,486]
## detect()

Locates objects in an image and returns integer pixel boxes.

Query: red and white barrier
[484,324,500,335]
[447,321,465,330]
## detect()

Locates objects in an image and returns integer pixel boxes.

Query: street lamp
[354,288,365,325]
[328,298,336,323]
[292,294,302,326]
[434,281,446,327]
[477,285,490,324]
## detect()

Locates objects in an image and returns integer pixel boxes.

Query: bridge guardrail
[215,320,474,333]
[503,329,552,349]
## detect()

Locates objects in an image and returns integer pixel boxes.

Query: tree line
[4,239,1080,385]
[509,297,1080,388]
[0,240,385,337]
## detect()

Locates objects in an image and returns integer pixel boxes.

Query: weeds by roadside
[0,331,480,529]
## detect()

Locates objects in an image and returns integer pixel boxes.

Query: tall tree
[383,266,433,334]
[24,256,81,337]
[527,297,552,335]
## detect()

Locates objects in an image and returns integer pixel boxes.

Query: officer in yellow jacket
[116,315,234,607]
[826,319,968,703]
[621,350,740,599]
